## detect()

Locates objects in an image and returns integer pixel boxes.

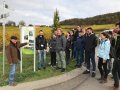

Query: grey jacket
[56,35,66,52]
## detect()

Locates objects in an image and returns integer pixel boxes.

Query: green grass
[0,53,76,86]
[22,48,34,54]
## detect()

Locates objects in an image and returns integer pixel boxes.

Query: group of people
[5,23,120,90]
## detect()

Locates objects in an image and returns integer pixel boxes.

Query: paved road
[38,67,116,90]
[73,68,115,90]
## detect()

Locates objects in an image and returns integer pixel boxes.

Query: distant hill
[60,12,120,25]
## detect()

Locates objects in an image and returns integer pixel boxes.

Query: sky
[0,0,120,25]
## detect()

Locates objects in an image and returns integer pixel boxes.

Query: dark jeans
[98,58,108,79]
[112,60,120,88]
[50,51,56,66]
[73,46,77,59]
[86,50,96,72]
[71,44,74,59]
[76,49,84,66]
[108,59,112,74]
[84,51,87,64]
[65,49,71,65]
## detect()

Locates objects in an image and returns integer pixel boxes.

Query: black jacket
[66,37,72,50]
[84,33,97,52]
[49,38,56,52]
[116,35,120,59]
[36,35,47,50]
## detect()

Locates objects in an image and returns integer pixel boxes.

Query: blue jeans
[38,50,46,68]
[76,49,84,65]
[9,64,16,84]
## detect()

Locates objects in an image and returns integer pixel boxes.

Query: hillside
[60,12,120,25]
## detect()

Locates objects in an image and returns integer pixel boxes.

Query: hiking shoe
[77,65,82,68]
[61,68,65,72]
[91,72,96,77]
[56,67,61,70]
[83,70,90,74]
[9,82,17,86]
[97,77,103,81]
[43,67,46,69]
[38,68,41,70]
[99,79,107,84]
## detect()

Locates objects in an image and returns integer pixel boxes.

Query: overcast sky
[0,0,120,25]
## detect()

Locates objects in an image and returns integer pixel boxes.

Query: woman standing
[97,32,111,83]
[49,34,57,67]
[65,32,72,65]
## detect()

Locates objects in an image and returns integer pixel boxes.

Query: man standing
[6,36,27,86]
[36,30,47,70]
[112,23,120,90]
[83,27,97,77]
[56,28,67,72]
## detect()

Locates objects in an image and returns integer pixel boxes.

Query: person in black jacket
[49,34,57,67]
[65,32,72,65]
[83,27,97,77]
[70,30,74,59]
[112,22,120,90]
[36,30,47,70]
[107,31,115,75]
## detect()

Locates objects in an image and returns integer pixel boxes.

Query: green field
[0,52,76,86]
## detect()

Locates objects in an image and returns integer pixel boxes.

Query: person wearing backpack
[97,32,111,84]
[55,28,67,72]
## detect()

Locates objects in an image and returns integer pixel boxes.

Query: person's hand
[38,50,40,53]
[103,60,106,63]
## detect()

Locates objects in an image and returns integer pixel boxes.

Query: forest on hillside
[60,12,120,25]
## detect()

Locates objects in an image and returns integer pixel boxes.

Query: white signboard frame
[20,26,36,72]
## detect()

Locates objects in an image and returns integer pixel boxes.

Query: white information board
[21,27,35,48]
[20,26,36,72]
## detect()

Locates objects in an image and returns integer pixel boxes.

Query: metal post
[2,0,5,75]
[34,26,36,72]
[20,26,23,73]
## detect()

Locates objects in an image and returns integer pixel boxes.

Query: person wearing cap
[6,36,28,86]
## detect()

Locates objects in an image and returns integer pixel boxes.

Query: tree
[0,23,2,26]
[6,20,16,26]
[19,20,26,27]
[60,12,120,25]
[28,24,33,26]
[53,9,60,32]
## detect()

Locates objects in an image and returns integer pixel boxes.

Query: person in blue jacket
[97,32,111,84]
[75,31,85,68]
